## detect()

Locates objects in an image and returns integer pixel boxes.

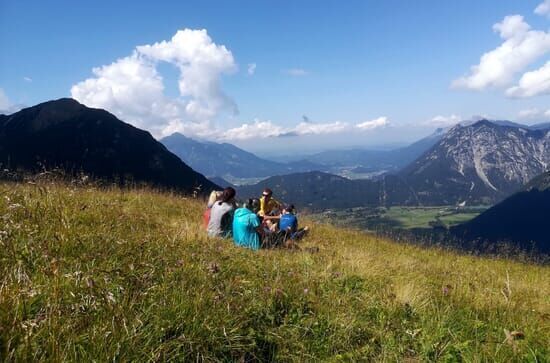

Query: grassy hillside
[0,182,548,362]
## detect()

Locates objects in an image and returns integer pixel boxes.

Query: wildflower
[406,328,422,338]
[442,284,452,295]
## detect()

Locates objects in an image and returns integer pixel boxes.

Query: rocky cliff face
[400,120,550,205]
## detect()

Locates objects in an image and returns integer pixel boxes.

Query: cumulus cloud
[535,0,550,17]
[452,15,550,90]
[70,29,386,143]
[247,63,256,76]
[506,61,550,97]
[137,29,237,119]
[355,116,389,131]
[283,68,308,76]
[71,29,237,137]
[423,114,462,127]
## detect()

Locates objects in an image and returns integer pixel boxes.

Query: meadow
[310,206,487,231]
[0,182,548,361]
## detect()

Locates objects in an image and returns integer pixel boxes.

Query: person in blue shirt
[279,204,309,240]
[232,198,263,250]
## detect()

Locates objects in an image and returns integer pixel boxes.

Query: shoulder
[222,202,234,210]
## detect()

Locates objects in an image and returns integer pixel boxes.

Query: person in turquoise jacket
[232,199,262,250]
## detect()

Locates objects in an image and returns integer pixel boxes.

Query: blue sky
[1,0,549,153]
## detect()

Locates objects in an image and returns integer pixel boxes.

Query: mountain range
[238,120,550,208]
[0,99,217,194]
[160,128,451,182]
[161,132,324,180]
[304,128,446,171]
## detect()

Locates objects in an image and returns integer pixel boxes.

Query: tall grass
[0,182,548,361]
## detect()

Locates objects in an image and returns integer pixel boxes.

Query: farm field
[309,206,488,231]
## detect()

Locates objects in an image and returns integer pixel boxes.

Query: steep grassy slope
[0,183,548,361]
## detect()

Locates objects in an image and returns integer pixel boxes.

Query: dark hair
[284,204,295,212]
[243,198,260,212]
[218,187,236,205]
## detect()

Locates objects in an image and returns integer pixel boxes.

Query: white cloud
[247,63,256,76]
[506,61,550,97]
[0,88,22,114]
[517,108,550,119]
[355,116,389,131]
[518,108,542,118]
[220,120,349,140]
[0,88,10,112]
[535,0,550,17]
[452,15,550,90]
[136,29,237,120]
[283,68,308,76]
[293,121,348,135]
[423,114,462,127]
[23,77,32,82]
[71,28,237,138]
[223,120,285,140]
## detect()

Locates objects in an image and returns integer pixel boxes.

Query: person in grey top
[207,187,236,238]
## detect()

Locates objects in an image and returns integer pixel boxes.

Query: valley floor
[309,205,488,231]
[0,182,548,361]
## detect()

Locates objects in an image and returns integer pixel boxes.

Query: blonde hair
[207,190,223,208]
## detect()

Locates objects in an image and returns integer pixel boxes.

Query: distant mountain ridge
[236,170,422,211]
[0,99,217,194]
[304,128,446,171]
[161,132,324,179]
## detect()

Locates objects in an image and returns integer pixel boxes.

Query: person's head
[282,204,295,214]
[218,187,236,205]
[242,198,260,213]
[208,190,223,206]
[262,188,273,200]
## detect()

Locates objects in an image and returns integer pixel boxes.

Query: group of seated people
[204,187,309,250]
